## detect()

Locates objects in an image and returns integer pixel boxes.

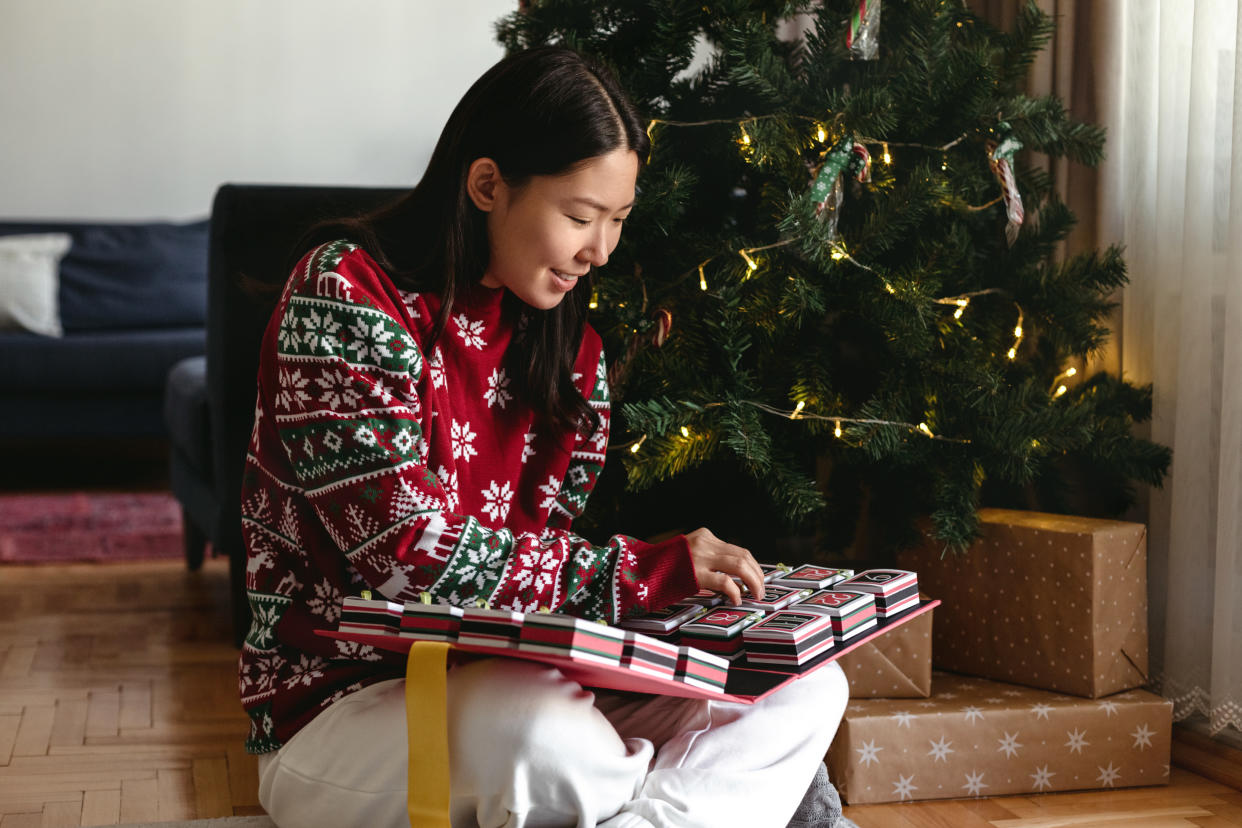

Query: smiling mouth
[553,270,587,280]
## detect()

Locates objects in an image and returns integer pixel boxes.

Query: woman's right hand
[685,527,765,606]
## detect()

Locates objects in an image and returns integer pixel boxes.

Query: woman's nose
[581,230,610,267]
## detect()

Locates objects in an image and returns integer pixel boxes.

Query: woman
[239,46,848,828]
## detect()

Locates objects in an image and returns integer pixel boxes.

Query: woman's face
[477,148,638,310]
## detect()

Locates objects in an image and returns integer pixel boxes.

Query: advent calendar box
[898,509,1148,698]
[827,672,1172,805]
[835,605,932,698]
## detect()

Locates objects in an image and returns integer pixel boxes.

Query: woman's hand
[685,527,764,606]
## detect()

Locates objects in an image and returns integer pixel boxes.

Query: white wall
[0,0,515,221]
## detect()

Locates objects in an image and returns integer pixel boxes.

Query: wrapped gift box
[835,606,932,698]
[897,508,1148,698]
[827,672,1172,804]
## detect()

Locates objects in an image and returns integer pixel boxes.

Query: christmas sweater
[238,241,697,753]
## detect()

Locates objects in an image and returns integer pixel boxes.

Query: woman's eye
[568,216,589,226]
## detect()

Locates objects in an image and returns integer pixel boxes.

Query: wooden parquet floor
[0,557,259,826]
[0,556,1239,827]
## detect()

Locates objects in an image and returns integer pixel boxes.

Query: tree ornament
[846,0,882,60]
[810,138,871,240]
[987,124,1025,246]
[651,308,674,347]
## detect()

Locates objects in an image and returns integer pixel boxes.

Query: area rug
[0,491,184,563]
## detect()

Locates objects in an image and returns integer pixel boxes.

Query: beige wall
[0,0,514,221]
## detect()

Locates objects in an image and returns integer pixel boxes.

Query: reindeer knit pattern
[238,241,696,754]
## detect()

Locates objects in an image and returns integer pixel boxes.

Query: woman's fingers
[685,527,764,606]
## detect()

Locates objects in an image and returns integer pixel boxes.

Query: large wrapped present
[835,606,932,698]
[897,508,1148,698]
[827,672,1172,804]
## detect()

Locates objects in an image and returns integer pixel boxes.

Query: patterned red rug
[0,491,184,564]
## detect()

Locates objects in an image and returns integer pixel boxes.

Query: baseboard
[1173,723,1242,792]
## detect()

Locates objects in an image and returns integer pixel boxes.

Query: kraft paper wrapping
[836,606,932,698]
[897,509,1148,698]
[827,672,1172,805]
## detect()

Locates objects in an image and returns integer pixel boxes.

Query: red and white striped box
[339,596,403,636]
[770,564,854,591]
[458,606,526,650]
[742,609,837,666]
[794,590,878,642]
[518,612,625,666]
[620,631,680,680]
[674,646,731,692]
[836,569,919,617]
[679,607,766,658]
[399,600,464,642]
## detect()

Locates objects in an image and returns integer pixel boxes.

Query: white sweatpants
[257,657,848,828]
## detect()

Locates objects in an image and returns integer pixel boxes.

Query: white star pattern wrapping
[827,672,1173,805]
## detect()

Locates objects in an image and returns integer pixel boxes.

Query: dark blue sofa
[0,220,209,438]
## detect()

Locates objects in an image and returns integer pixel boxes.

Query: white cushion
[0,233,73,337]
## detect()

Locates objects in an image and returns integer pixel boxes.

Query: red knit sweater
[238,241,697,753]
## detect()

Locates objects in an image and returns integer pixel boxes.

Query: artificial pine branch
[497,0,1170,556]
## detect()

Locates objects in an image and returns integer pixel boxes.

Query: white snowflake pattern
[962,770,989,796]
[334,640,384,661]
[435,466,460,512]
[284,654,326,689]
[392,428,415,455]
[1030,764,1056,791]
[1031,703,1054,720]
[893,711,914,728]
[1097,700,1120,717]
[354,424,378,447]
[305,578,342,623]
[538,475,561,511]
[1065,728,1089,754]
[451,419,478,462]
[304,308,342,353]
[997,731,1023,758]
[455,313,487,349]
[249,603,282,649]
[429,348,447,389]
[399,291,422,320]
[511,545,561,602]
[1096,762,1122,787]
[891,774,917,801]
[927,736,954,762]
[485,368,512,409]
[482,481,514,523]
[276,369,313,410]
[521,431,536,463]
[963,705,985,723]
[316,369,362,409]
[856,739,884,767]
[344,316,395,364]
[1131,723,1154,749]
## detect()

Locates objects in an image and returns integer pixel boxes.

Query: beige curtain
[975,0,1242,739]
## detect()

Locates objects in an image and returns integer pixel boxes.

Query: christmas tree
[497,0,1171,557]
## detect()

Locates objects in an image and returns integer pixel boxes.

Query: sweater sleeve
[256,243,696,622]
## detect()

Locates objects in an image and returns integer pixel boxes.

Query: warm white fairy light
[680,426,691,438]
[792,401,806,419]
[882,142,892,165]
[816,124,827,143]
[834,419,843,438]
[1054,385,1068,398]
[629,434,647,454]
[698,264,708,291]
[918,422,934,437]
[953,298,969,320]
[739,249,759,271]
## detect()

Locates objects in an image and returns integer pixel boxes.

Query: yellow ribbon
[405,641,451,827]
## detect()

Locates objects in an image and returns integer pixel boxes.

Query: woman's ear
[466,158,504,212]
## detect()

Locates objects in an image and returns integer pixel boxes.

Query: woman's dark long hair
[299,46,649,436]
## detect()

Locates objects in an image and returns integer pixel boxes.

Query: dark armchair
[194,183,406,644]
